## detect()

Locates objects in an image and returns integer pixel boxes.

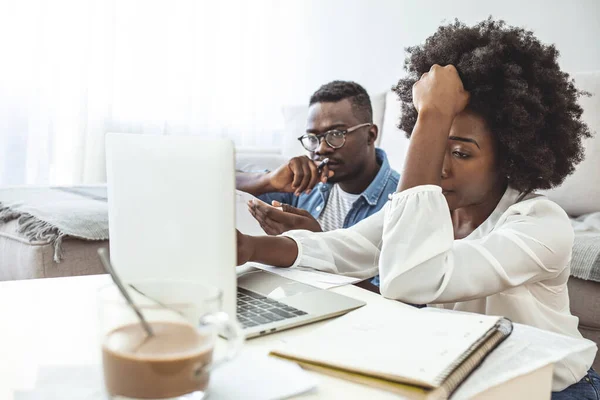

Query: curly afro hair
[392,18,592,192]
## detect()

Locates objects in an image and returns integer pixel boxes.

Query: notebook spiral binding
[434,318,513,399]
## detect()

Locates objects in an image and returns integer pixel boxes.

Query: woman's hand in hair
[412,64,470,120]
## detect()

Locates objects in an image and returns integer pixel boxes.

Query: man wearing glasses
[236,81,399,287]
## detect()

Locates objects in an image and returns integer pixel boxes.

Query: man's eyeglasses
[297,123,372,152]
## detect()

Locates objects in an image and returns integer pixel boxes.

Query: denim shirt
[258,148,400,286]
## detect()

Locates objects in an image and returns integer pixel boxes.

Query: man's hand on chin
[268,156,333,196]
[247,199,322,235]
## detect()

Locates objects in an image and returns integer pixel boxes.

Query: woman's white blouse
[284,185,597,390]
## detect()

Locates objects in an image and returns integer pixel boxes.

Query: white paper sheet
[452,321,597,399]
[273,304,597,396]
[236,190,266,236]
[209,350,317,400]
[15,351,317,400]
[250,263,363,289]
[14,365,105,400]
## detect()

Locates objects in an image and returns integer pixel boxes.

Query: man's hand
[268,156,334,196]
[248,199,323,235]
[236,230,255,266]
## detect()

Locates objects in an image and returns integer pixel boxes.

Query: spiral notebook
[270,304,512,399]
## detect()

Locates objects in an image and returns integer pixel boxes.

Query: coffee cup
[98,280,243,399]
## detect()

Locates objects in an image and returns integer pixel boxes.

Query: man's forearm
[236,172,275,196]
[249,235,298,267]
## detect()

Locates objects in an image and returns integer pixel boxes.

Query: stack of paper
[270,301,597,399]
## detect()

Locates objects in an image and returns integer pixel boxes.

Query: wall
[278,0,600,104]
[1,0,598,185]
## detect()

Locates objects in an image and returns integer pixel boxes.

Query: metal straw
[97,248,154,337]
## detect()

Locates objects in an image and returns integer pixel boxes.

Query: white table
[0,275,552,399]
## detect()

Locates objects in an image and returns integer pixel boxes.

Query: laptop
[105,133,365,338]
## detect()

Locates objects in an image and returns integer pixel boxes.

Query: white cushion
[280,92,387,159]
[544,71,600,216]
[371,92,387,147]
[281,103,310,159]
[378,91,410,173]
[235,149,288,173]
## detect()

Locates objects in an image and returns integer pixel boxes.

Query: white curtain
[0,0,309,186]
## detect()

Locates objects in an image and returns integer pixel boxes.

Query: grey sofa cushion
[567,277,600,371]
[568,277,600,329]
[0,219,106,281]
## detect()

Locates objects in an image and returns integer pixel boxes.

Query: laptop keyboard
[237,288,308,329]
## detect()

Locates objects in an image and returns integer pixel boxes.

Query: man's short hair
[309,80,373,123]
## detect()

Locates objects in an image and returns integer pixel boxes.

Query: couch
[0,219,107,281]
[1,71,598,369]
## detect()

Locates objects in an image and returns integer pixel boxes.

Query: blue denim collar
[318,148,394,206]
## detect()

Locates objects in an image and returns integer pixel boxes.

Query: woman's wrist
[416,107,455,130]
[251,235,299,267]
[245,234,257,262]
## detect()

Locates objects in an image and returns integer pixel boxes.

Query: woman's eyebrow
[449,136,481,149]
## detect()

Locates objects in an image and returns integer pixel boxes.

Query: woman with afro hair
[236,18,598,397]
